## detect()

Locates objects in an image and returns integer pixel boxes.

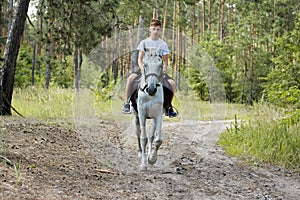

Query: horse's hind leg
[155,116,163,157]
[134,116,142,157]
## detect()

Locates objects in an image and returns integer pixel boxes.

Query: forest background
[0,0,299,170]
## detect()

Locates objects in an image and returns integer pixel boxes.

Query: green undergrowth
[12,87,113,120]
[219,104,300,171]
[12,87,73,119]
[12,87,251,121]
[166,91,250,121]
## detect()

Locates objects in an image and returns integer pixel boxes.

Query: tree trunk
[129,26,137,73]
[153,0,159,19]
[209,66,215,103]
[74,47,83,91]
[191,5,195,44]
[105,36,110,86]
[74,47,79,91]
[183,37,188,94]
[176,1,181,90]
[31,42,36,86]
[0,0,30,116]
[102,36,109,86]
[0,1,3,52]
[249,22,255,106]
[220,0,225,41]
[112,20,119,82]
[208,0,211,32]
[228,0,233,38]
[45,0,53,89]
[202,0,205,37]
[79,48,82,81]
[217,0,221,37]
[45,41,51,89]
[161,0,168,40]
[241,49,247,104]
[171,1,176,78]
[37,0,44,55]
[8,0,14,33]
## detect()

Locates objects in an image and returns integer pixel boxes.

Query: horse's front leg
[148,116,163,165]
[139,114,148,171]
[147,119,155,165]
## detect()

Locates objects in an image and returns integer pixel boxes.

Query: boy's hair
[150,19,161,27]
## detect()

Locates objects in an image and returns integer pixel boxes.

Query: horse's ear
[158,49,162,57]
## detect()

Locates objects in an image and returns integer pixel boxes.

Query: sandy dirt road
[1,118,299,199]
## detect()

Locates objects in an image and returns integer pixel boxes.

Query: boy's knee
[168,80,175,91]
[128,74,138,82]
[168,79,175,85]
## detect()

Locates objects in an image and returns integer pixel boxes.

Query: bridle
[139,43,164,94]
[139,62,164,94]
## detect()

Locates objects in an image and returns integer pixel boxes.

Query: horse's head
[142,48,163,96]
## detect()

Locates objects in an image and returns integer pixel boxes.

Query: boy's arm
[138,50,145,73]
[162,54,169,74]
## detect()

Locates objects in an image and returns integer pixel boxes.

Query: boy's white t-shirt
[137,37,170,58]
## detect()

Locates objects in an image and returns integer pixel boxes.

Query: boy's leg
[166,78,177,117]
[122,73,138,114]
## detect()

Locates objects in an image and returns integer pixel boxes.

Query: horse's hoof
[140,164,147,171]
[138,151,142,158]
[148,151,157,165]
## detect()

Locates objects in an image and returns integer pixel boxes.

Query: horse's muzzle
[146,83,157,96]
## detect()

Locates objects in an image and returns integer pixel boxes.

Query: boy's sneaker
[122,102,131,114]
[167,107,177,117]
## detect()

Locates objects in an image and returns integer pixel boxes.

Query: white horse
[135,48,164,171]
